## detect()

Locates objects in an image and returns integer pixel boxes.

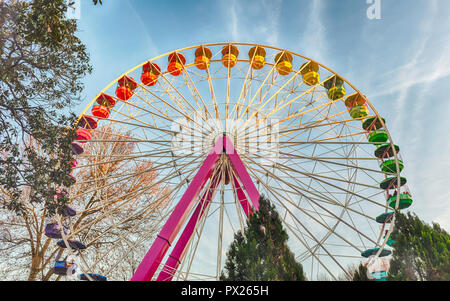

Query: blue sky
[75,0,450,233]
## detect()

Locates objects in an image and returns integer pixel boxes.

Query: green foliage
[220,195,306,281]
[0,0,91,215]
[388,212,450,281]
[352,263,372,281]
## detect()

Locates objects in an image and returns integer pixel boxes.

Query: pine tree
[351,263,372,281]
[388,212,450,281]
[220,195,306,281]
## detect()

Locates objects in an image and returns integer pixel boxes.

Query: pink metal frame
[131,136,260,281]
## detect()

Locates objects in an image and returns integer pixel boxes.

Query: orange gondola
[92,105,110,119]
[141,62,161,86]
[75,128,92,143]
[96,93,116,108]
[221,44,239,68]
[77,115,98,130]
[167,52,186,76]
[115,76,138,101]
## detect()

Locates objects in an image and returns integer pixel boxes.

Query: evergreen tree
[388,212,450,281]
[220,196,306,281]
[351,263,372,281]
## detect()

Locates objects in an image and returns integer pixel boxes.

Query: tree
[220,195,306,281]
[0,0,93,215]
[351,263,372,281]
[0,126,170,280]
[388,212,450,281]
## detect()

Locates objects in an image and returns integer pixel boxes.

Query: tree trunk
[28,253,42,281]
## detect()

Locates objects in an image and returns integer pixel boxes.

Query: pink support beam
[156,173,221,281]
[232,173,252,216]
[130,138,223,281]
[131,136,260,281]
[224,136,260,211]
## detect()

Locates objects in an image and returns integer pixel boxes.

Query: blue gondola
[53,260,77,276]
[79,273,107,281]
[361,248,391,258]
[57,239,87,250]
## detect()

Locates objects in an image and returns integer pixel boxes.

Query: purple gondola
[44,223,67,239]
[57,239,87,251]
[59,205,77,217]
[71,141,84,156]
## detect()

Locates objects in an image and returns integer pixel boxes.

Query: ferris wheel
[49,42,413,281]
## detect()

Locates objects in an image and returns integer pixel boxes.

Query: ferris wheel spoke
[137,79,211,134]
[204,67,219,120]
[277,150,386,176]
[174,169,221,281]
[237,56,279,120]
[262,179,374,267]
[182,68,215,121]
[244,73,342,131]
[229,52,256,122]
[72,151,206,221]
[247,160,380,226]
[157,72,208,125]
[251,155,388,211]
[278,114,375,138]
[242,93,345,140]
[274,158,381,191]
[78,156,206,274]
[73,148,204,191]
[248,169,350,280]
[243,155,381,241]
[75,141,204,171]
[117,92,178,127]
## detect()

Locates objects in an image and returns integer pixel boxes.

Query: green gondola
[323,75,344,90]
[388,193,413,210]
[324,76,346,100]
[350,105,369,119]
[361,248,392,258]
[374,144,400,159]
[381,159,404,174]
[379,176,407,189]
[386,239,396,246]
[327,86,346,100]
[376,212,394,224]
[383,233,396,246]
[362,117,386,131]
[368,129,389,144]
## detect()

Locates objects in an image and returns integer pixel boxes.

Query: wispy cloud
[223,0,282,45]
[228,0,239,41]
[298,0,327,63]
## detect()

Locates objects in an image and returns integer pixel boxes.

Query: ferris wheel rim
[66,42,405,281]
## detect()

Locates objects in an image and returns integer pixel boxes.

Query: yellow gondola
[248,46,266,70]
[222,44,239,68]
[300,61,320,86]
[194,46,213,70]
[275,51,293,75]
